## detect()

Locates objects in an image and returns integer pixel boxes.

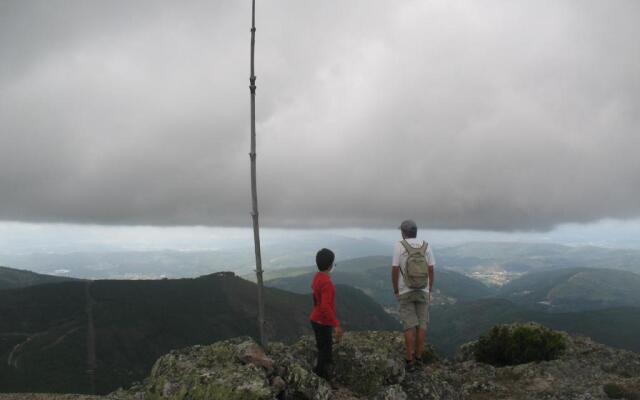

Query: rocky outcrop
[108,331,454,400]
[5,323,640,400]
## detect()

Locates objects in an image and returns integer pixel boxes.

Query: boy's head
[316,248,335,272]
[399,219,418,239]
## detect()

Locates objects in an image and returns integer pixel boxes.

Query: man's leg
[403,328,415,361]
[414,293,428,361]
[399,294,418,362]
[415,327,426,360]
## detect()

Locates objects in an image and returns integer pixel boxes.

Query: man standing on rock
[310,248,343,380]
[392,220,435,370]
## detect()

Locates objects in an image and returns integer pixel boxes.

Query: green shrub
[604,383,626,399]
[474,324,566,367]
[603,383,640,400]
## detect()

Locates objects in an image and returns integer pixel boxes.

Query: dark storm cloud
[1,0,639,230]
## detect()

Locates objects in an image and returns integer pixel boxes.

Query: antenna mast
[249,0,266,346]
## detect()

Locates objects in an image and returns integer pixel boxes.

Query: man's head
[399,219,418,239]
[316,248,335,272]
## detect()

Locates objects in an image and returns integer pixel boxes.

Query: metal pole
[249,0,266,347]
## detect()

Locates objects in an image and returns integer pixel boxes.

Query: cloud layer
[1,0,639,230]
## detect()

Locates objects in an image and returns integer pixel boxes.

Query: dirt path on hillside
[85,282,97,395]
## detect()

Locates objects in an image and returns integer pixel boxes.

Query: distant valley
[437,242,640,286]
[264,255,640,357]
[0,235,389,280]
[2,240,640,394]
[3,241,640,285]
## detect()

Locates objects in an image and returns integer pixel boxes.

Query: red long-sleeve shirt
[309,272,340,327]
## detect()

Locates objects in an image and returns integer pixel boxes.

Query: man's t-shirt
[392,238,435,295]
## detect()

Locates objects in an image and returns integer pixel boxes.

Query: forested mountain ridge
[0,272,398,394]
[0,265,79,290]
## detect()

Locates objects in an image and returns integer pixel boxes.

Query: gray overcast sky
[1,0,639,231]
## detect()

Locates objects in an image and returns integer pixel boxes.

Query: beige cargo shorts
[398,290,429,330]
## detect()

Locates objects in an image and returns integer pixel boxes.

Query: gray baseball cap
[398,219,417,232]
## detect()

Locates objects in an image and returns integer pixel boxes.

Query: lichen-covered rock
[454,340,477,363]
[267,341,332,400]
[236,340,274,374]
[401,367,463,400]
[144,337,275,400]
[332,331,406,396]
[373,384,408,400]
[102,325,640,400]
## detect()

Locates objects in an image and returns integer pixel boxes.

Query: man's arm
[428,264,435,295]
[392,266,401,299]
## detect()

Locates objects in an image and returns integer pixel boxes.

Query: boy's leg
[311,321,322,375]
[319,324,333,379]
[312,321,333,379]
[322,325,334,378]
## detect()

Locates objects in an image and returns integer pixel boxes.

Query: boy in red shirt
[310,248,343,380]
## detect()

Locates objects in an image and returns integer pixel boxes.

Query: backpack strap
[420,241,428,256]
[400,240,422,255]
[401,240,427,256]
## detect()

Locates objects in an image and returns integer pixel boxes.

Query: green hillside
[0,266,79,290]
[265,256,495,307]
[0,273,398,395]
[498,267,640,311]
[429,299,640,356]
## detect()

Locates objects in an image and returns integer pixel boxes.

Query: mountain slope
[428,298,640,356]
[265,256,495,307]
[498,267,640,311]
[0,273,398,394]
[0,266,78,290]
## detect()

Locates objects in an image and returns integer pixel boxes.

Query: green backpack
[400,240,429,289]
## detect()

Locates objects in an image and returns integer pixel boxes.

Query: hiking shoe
[405,359,417,373]
[327,379,340,390]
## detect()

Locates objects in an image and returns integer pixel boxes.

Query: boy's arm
[322,282,343,342]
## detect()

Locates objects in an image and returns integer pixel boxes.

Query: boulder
[331,331,406,396]
[144,337,275,400]
[267,341,332,400]
[236,340,274,374]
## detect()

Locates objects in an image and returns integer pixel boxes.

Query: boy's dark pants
[311,321,333,379]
